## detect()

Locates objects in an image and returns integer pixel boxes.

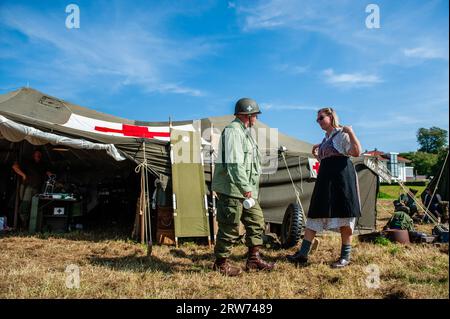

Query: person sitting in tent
[423,188,443,223]
[383,210,415,232]
[396,188,419,217]
[12,149,54,230]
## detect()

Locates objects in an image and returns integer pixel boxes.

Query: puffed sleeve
[333,130,352,155]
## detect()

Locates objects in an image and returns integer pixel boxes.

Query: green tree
[400,151,439,177]
[417,127,448,154]
[431,147,449,177]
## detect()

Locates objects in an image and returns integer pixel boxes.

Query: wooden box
[156,228,175,245]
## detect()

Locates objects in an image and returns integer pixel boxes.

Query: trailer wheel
[281,203,304,248]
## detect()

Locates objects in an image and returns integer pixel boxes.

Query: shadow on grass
[168,246,281,264]
[0,228,134,243]
[88,248,269,275]
[88,253,210,274]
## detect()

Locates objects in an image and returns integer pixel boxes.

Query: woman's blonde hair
[318,107,340,128]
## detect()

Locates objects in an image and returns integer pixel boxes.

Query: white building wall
[405,166,415,180]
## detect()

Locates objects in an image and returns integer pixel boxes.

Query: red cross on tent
[94,124,170,139]
[312,161,320,175]
[308,158,320,178]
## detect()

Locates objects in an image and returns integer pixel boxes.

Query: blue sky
[0,0,448,152]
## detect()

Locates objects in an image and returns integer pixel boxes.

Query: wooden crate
[156,228,175,245]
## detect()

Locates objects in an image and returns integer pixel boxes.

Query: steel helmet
[234,97,261,115]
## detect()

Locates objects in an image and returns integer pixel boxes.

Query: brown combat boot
[245,246,275,271]
[213,258,242,276]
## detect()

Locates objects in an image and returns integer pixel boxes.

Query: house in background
[363,150,415,182]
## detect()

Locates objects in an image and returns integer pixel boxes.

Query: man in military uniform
[212,97,275,276]
[12,149,53,229]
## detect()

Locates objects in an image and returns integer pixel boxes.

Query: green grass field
[0,199,448,299]
[378,185,427,199]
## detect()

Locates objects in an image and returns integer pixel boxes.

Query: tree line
[400,127,448,178]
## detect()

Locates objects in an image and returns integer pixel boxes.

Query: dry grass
[0,199,448,299]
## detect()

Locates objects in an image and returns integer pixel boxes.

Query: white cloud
[403,46,448,60]
[238,0,345,32]
[354,115,421,130]
[322,69,382,87]
[234,0,449,67]
[236,0,364,48]
[0,5,214,97]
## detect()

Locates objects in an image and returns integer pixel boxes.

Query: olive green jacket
[212,118,261,199]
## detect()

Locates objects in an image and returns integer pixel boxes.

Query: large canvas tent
[0,87,380,242]
[423,150,449,202]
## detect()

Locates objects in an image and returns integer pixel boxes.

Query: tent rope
[135,141,153,255]
[297,156,304,194]
[281,151,306,222]
[376,160,440,225]
[425,150,449,214]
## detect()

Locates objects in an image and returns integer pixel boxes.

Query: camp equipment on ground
[432,224,449,243]
[384,229,411,244]
[0,216,6,230]
[170,128,211,247]
[409,231,436,243]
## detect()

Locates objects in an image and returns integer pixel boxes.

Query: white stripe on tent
[0,115,126,161]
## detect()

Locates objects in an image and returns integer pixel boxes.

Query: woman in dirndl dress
[287,107,362,268]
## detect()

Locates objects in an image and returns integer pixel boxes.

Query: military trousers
[214,193,265,259]
[18,184,39,227]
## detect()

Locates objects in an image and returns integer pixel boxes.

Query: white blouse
[324,127,352,156]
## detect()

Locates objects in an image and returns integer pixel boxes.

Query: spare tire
[281,203,305,248]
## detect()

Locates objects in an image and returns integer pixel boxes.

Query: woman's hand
[342,126,362,157]
[342,126,353,135]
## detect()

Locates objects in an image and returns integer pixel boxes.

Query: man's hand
[243,191,252,198]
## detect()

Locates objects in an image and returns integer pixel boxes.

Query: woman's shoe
[286,252,309,267]
[331,258,350,268]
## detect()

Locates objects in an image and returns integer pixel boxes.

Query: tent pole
[13,141,24,229]
[13,176,20,229]
[136,140,153,256]
[140,178,145,244]
[131,194,139,240]
[137,168,144,244]
[210,123,217,245]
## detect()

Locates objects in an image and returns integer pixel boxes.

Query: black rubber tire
[281,203,304,248]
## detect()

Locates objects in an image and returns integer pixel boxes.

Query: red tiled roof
[364,150,412,163]
[397,156,411,163]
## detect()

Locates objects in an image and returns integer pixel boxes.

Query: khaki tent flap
[170,129,210,239]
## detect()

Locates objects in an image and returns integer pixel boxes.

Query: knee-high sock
[297,239,312,258]
[341,244,352,261]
